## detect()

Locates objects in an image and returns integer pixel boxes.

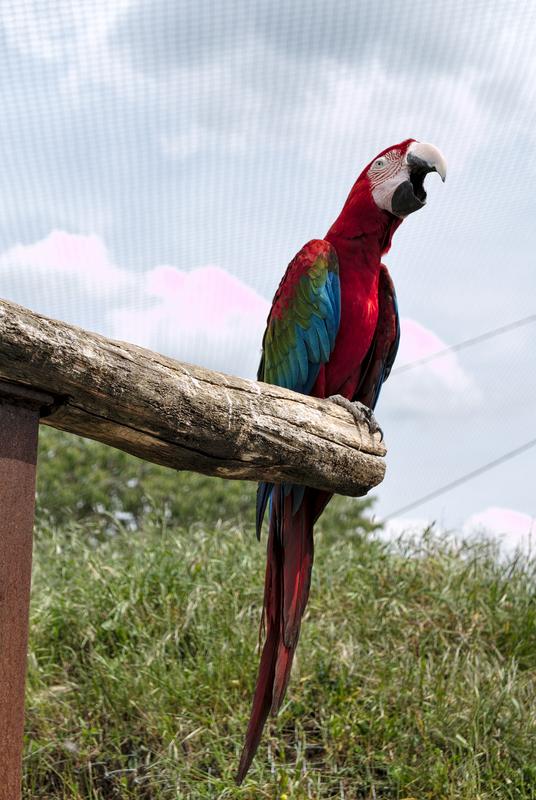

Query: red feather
[236,489,314,782]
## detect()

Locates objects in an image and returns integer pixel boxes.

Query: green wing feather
[259,239,340,395]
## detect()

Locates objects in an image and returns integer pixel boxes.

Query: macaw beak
[391,141,447,217]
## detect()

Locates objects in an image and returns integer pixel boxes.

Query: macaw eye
[372,157,387,170]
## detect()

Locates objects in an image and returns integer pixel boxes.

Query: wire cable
[392,313,536,374]
[377,314,536,517]
[384,437,536,520]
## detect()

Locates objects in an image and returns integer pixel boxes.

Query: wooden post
[0,383,53,800]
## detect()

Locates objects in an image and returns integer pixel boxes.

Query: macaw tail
[235,487,314,784]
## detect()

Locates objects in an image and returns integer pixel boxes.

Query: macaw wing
[258,239,340,392]
[256,239,341,537]
[354,263,400,410]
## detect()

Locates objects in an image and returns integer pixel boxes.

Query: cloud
[379,516,435,544]
[102,0,514,173]
[0,1,132,62]
[149,56,489,170]
[463,507,536,558]
[0,230,133,332]
[2,230,124,289]
[3,0,530,187]
[0,0,138,104]
[0,227,483,404]
[2,1,492,164]
[0,230,482,399]
[160,127,248,160]
[0,230,268,379]
[111,264,269,378]
[381,318,481,416]
[379,506,536,560]
[3,0,534,168]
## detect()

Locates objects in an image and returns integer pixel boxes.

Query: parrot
[236,139,447,783]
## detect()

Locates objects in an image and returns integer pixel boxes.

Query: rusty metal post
[0,382,53,800]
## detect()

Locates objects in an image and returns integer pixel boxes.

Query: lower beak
[391,178,426,217]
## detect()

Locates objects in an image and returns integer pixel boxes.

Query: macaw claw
[327,395,383,441]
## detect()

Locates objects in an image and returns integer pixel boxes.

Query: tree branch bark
[0,298,386,496]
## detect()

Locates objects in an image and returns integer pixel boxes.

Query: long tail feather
[236,487,314,784]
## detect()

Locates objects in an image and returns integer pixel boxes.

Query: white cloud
[153,56,491,171]
[379,507,536,561]
[379,516,435,544]
[160,127,248,160]
[0,230,482,396]
[463,507,536,558]
[0,230,268,379]
[3,0,529,178]
[1,230,125,291]
[0,0,137,103]
[0,3,483,164]
[286,62,490,172]
[0,231,133,331]
[381,318,481,416]
[0,1,132,62]
[110,264,269,378]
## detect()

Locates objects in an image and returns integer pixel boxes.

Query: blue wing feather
[255,239,341,537]
[294,327,310,387]
[312,315,331,362]
[326,271,340,329]
[304,322,321,362]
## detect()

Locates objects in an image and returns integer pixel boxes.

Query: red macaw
[237,139,447,782]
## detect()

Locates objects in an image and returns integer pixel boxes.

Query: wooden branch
[0,298,386,497]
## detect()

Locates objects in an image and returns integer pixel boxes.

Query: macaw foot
[327,395,383,441]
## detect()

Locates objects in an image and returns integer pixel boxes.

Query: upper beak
[406,141,447,182]
[390,141,447,217]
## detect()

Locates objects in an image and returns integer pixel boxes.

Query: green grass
[22,429,536,798]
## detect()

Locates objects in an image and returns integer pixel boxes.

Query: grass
[21,429,536,798]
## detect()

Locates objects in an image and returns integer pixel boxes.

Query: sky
[0,0,535,550]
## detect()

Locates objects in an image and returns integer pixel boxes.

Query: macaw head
[366,139,447,218]
[326,138,447,247]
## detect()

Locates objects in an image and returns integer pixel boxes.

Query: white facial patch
[370,149,408,213]
[371,168,410,212]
